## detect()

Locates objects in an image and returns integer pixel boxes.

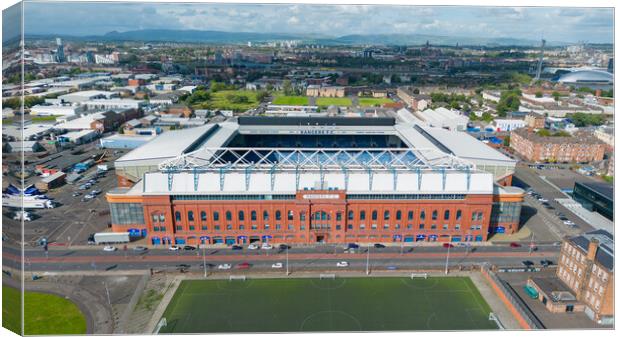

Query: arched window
[384,210,390,220]
[200,211,207,221]
[238,211,245,221]
[396,210,402,220]
[360,210,366,220]
[188,211,194,221]
[213,211,219,221]
[175,211,181,222]
[456,210,462,220]
[432,210,438,220]
[287,210,294,221]
[300,212,306,221]
[275,210,282,221]
[372,210,378,221]
[263,210,269,221]
[348,210,354,220]
[407,211,413,220]
[251,210,257,221]
[420,210,426,220]
[444,210,450,220]
[322,212,329,221]
[226,211,232,221]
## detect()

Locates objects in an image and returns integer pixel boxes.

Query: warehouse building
[107,116,521,245]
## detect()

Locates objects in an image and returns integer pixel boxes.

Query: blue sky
[15,2,615,43]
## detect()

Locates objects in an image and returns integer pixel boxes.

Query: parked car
[168,245,181,251]
[231,245,243,250]
[72,192,82,197]
[442,243,454,248]
[261,243,273,250]
[133,246,148,252]
[540,260,553,267]
[103,246,117,252]
[278,244,290,250]
[271,262,283,269]
[248,243,259,250]
[336,261,349,267]
[176,264,191,269]
[373,243,386,249]
[522,260,534,267]
[237,262,251,269]
[347,243,360,249]
[510,242,522,248]
[217,264,232,270]
[183,245,196,251]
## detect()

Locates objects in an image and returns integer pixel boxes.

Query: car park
[217,264,232,270]
[336,261,349,267]
[168,245,180,251]
[103,246,117,252]
[271,262,283,269]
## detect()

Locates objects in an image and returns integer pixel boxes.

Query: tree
[413,88,420,95]
[552,91,560,101]
[503,136,510,147]
[535,91,543,98]
[481,112,494,123]
[256,90,269,102]
[475,87,483,95]
[496,90,521,116]
[282,80,293,96]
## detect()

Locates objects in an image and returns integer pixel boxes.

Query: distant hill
[24,29,571,47]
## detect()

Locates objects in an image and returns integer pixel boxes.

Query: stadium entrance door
[316,234,326,243]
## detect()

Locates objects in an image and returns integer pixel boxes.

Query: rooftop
[569,229,614,271]
[575,181,613,200]
[512,128,604,145]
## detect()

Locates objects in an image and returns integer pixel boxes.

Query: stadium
[107,116,523,246]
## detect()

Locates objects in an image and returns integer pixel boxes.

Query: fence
[480,264,545,330]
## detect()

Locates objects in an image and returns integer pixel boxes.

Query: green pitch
[316,97,352,107]
[160,277,497,333]
[358,97,393,107]
[2,286,87,335]
[272,96,309,105]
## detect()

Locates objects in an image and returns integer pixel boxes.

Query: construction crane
[534,39,546,81]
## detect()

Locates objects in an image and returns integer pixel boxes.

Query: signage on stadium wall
[299,129,336,135]
[302,194,340,199]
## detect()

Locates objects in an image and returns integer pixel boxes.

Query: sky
[10,2,615,43]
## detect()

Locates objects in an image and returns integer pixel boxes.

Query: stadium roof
[557,70,613,84]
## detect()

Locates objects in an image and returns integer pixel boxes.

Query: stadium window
[420,210,426,220]
[360,210,366,220]
[396,210,402,220]
[288,224,294,230]
[213,212,220,221]
[238,211,245,221]
[395,224,401,229]
[189,225,195,231]
[276,224,281,230]
[419,224,425,229]
[251,211,257,221]
[372,210,378,221]
[227,224,232,230]
[443,224,449,230]
[265,224,270,230]
[432,210,438,220]
[336,212,342,221]
[175,211,181,222]
[347,224,353,230]
[187,211,194,222]
[160,226,166,232]
[477,212,484,221]
[226,211,232,221]
[384,210,390,220]
[300,212,306,221]
[159,214,165,222]
[407,224,412,229]
[444,210,450,220]
[153,227,159,232]
[336,225,341,230]
[360,224,366,230]
[455,224,460,230]
[214,225,220,231]
[251,224,257,230]
[431,224,437,229]
[348,210,354,220]
[239,225,245,230]
[200,211,207,221]
[201,225,207,230]
[300,225,305,230]
[275,210,282,221]
[152,214,158,222]
[288,210,294,221]
[383,224,389,229]
[456,210,462,220]
[263,210,269,221]
[471,212,476,221]
[408,211,414,220]
[176,225,183,231]
[321,212,329,221]
[371,224,377,230]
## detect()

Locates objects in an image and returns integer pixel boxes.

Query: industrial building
[107,116,521,245]
[572,182,613,221]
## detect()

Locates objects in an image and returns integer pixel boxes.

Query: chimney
[587,238,599,261]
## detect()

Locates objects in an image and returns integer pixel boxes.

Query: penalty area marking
[309,278,347,290]
[299,310,363,331]
[400,277,439,290]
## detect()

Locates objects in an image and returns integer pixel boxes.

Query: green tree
[503,136,510,147]
[552,91,560,101]
[535,91,543,98]
[282,80,293,96]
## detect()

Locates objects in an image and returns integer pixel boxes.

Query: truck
[74,159,95,173]
[93,232,130,245]
[2,196,54,209]
[96,164,108,172]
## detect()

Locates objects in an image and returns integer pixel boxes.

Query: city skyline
[14,2,615,44]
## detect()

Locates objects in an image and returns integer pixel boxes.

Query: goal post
[229,275,247,281]
[410,273,428,279]
[319,273,336,280]
[489,312,505,329]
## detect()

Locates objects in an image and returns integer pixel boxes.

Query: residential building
[524,112,546,129]
[397,86,431,111]
[510,128,605,163]
[306,85,345,97]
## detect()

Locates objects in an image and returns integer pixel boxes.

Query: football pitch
[159,277,497,333]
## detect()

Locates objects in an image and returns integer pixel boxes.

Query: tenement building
[510,128,605,163]
[107,117,522,245]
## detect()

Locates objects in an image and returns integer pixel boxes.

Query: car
[78,185,88,190]
[563,220,575,226]
[261,243,273,250]
[522,260,534,267]
[442,243,454,248]
[133,246,148,252]
[559,216,569,221]
[91,189,102,195]
[347,243,360,249]
[72,192,82,197]
[103,246,117,252]
[271,262,283,269]
[168,245,180,251]
[539,198,549,202]
[231,245,243,250]
[176,264,191,269]
[540,259,553,267]
[278,244,290,250]
[248,243,259,250]
[237,262,251,269]
[336,261,349,267]
[553,241,562,246]
[217,264,232,270]
[83,194,95,200]
[183,245,196,251]
[373,243,386,249]
[386,266,398,270]
[510,242,522,248]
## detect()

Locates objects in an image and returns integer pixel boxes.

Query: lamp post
[444,243,451,275]
[202,244,207,278]
[366,244,371,275]
[286,244,290,276]
[529,233,535,255]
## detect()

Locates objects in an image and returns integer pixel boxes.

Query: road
[4,243,559,273]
